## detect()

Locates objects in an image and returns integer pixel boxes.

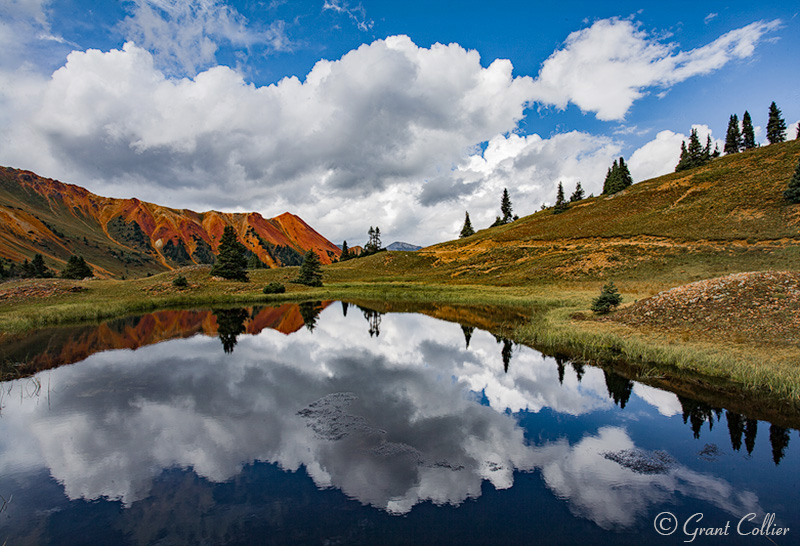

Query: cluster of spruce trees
[0,253,95,280]
[602,157,634,194]
[340,225,384,261]
[677,101,792,173]
[675,130,720,171]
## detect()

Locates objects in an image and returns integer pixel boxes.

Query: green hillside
[330,139,800,287]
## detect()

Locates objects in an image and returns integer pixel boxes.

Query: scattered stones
[0,280,87,301]
[297,392,383,441]
[603,448,677,474]
[611,271,800,344]
[697,444,722,462]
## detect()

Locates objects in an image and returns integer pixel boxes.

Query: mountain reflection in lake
[0,302,797,545]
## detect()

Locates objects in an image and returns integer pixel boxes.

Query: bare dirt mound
[611,271,800,345]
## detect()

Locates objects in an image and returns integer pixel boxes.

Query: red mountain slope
[0,167,340,277]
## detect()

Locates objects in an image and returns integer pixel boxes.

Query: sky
[0,0,798,246]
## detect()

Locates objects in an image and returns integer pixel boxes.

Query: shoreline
[1,270,798,420]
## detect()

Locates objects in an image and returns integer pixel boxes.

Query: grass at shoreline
[1,266,799,414]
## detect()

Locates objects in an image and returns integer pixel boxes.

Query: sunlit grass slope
[330,139,800,287]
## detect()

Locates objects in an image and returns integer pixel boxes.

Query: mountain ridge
[0,167,340,277]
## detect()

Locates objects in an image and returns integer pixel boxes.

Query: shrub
[591,282,622,315]
[172,274,188,288]
[263,282,286,294]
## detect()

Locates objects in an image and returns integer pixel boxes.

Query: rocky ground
[0,279,86,302]
[611,271,800,345]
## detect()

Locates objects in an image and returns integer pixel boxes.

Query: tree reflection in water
[213,308,249,354]
[299,302,323,332]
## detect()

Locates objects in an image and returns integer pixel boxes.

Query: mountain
[386,241,422,251]
[335,140,800,284]
[0,167,340,278]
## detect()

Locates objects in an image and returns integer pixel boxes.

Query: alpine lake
[0,301,797,545]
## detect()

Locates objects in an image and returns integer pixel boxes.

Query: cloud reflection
[0,308,761,527]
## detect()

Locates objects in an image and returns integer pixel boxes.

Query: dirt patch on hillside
[611,271,800,345]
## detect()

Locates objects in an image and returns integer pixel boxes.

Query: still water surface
[0,302,797,545]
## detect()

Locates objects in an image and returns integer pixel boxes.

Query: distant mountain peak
[386,241,422,251]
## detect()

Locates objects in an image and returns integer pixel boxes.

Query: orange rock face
[0,167,340,272]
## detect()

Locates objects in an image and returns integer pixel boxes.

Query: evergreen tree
[61,255,92,279]
[591,281,622,314]
[675,141,689,171]
[703,135,713,161]
[340,240,350,261]
[766,101,787,144]
[569,181,585,202]
[459,211,475,238]
[724,114,741,154]
[21,259,34,278]
[210,225,248,281]
[741,111,756,150]
[687,128,704,164]
[603,157,633,194]
[553,182,568,214]
[784,156,800,203]
[0,261,5,278]
[247,253,265,269]
[675,129,709,171]
[31,254,49,277]
[500,188,513,223]
[603,159,618,194]
[367,227,375,250]
[294,250,323,287]
[365,226,382,252]
[796,124,800,140]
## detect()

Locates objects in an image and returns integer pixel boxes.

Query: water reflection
[0,302,797,543]
[213,308,249,353]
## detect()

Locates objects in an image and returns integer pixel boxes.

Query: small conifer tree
[766,102,787,144]
[31,253,49,277]
[459,211,475,238]
[500,188,513,223]
[570,181,585,202]
[784,157,800,204]
[553,182,568,214]
[591,282,622,315]
[62,255,92,279]
[210,225,249,281]
[340,240,350,261]
[741,111,756,150]
[603,158,633,194]
[294,250,323,287]
[724,114,741,154]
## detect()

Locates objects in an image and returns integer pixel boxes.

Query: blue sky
[0,0,797,245]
